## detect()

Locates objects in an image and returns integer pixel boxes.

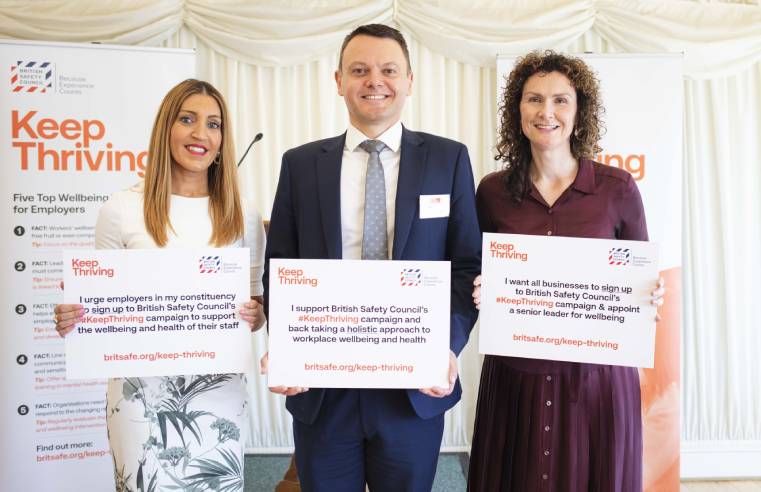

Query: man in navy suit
[263,24,480,491]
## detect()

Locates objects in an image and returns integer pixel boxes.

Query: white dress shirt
[340,121,402,260]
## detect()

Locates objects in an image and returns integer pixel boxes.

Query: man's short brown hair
[338,24,411,72]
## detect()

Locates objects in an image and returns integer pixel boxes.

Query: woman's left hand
[239,298,266,332]
[652,277,665,321]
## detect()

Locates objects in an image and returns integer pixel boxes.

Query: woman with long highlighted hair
[54,79,265,491]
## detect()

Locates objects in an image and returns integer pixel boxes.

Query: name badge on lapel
[419,194,450,219]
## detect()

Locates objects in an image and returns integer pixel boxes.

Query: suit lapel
[393,127,426,260]
[316,134,345,259]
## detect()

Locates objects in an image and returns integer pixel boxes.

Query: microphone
[237,132,263,167]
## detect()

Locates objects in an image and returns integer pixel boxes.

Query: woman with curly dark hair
[468,51,663,491]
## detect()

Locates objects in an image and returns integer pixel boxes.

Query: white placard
[63,248,250,379]
[268,259,450,388]
[479,233,659,367]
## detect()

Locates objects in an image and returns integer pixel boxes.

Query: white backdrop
[2,0,761,479]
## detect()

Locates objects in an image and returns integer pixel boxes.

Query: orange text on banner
[10,110,148,176]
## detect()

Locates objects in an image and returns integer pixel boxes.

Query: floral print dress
[107,375,247,492]
[95,185,266,492]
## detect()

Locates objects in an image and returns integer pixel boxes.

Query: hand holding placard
[63,248,251,378]
[267,259,451,388]
[479,233,659,367]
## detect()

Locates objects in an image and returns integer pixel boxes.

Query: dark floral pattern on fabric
[107,374,247,491]
[211,418,241,443]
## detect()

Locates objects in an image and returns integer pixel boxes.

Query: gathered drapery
[4,1,761,76]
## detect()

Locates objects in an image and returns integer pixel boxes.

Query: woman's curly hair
[496,50,605,202]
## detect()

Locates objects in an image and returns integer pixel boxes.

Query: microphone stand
[237,132,263,167]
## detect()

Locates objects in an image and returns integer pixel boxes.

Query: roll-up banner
[496,54,682,491]
[0,40,194,491]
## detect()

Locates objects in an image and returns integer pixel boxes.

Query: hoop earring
[213,152,221,165]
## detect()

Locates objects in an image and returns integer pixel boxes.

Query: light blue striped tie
[360,139,388,260]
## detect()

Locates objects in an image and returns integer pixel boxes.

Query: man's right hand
[260,352,309,396]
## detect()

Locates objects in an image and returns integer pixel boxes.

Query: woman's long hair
[496,50,605,202]
[143,79,243,246]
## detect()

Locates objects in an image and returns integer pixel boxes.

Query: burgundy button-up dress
[468,160,647,492]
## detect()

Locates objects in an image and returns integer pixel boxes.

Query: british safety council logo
[11,61,54,93]
[198,256,221,273]
[608,248,630,266]
[400,268,421,287]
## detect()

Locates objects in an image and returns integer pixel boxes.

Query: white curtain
[3,0,761,461]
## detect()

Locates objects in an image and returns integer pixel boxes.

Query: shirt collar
[571,158,596,194]
[527,158,596,206]
[345,121,403,153]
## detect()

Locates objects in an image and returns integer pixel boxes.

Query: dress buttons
[548,209,553,215]
[544,425,551,431]
[546,400,552,406]
[542,474,549,480]
[547,230,553,236]
[544,450,550,456]
[546,375,552,382]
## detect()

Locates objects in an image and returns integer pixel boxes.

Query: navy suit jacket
[264,127,481,424]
